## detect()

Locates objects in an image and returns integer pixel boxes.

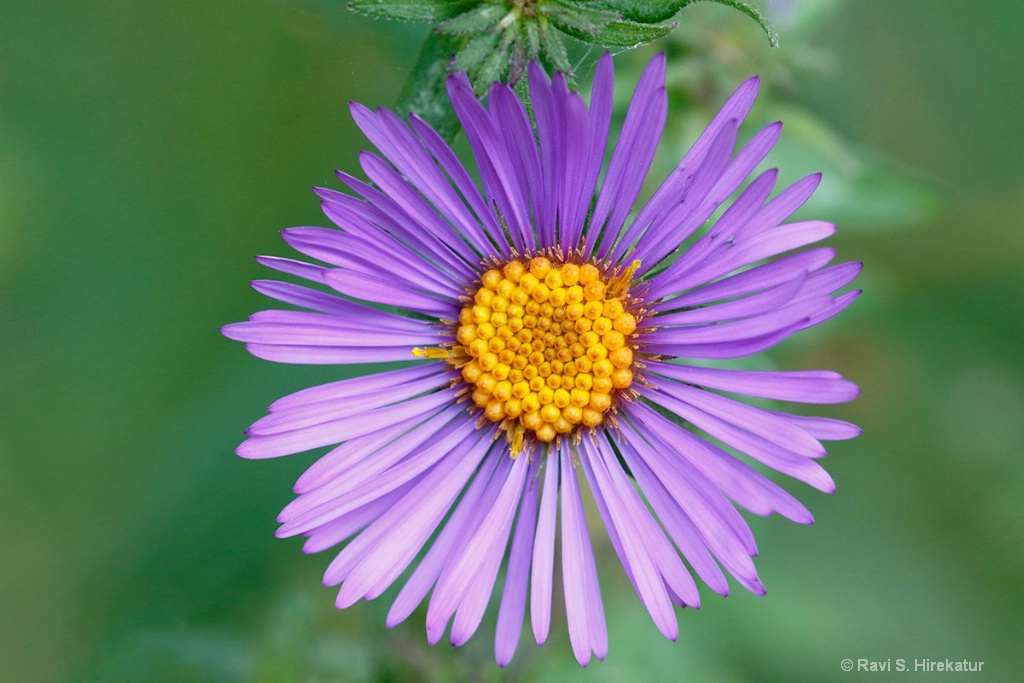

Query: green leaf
[509,20,542,83]
[540,30,573,75]
[454,31,501,73]
[558,17,677,48]
[455,31,503,94]
[523,18,542,58]
[394,31,467,142]
[435,3,507,34]
[473,31,514,92]
[589,0,692,23]
[591,0,778,45]
[347,0,481,23]
[545,0,620,35]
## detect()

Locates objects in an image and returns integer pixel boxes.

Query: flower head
[223,53,860,666]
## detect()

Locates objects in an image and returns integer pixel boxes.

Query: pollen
[454,256,640,454]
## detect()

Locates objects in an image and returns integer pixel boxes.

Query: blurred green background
[1,1,1021,681]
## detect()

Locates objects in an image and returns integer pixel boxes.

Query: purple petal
[734,173,822,242]
[560,443,608,666]
[255,255,327,282]
[452,460,539,649]
[634,385,835,491]
[771,412,863,441]
[553,83,595,256]
[644,295,835,347]
[624,406,759,552]
[356,151,487,269]
[447,72,531,252]
[243,342,427,365]
[328,174,477,281]
[530,454,559,645]
[610,113,733,264]
[648,399,836,492]
[409,114,505,253]
[650,272,806,327]
[618,442,729,595]
[278,411,478,537]
[634,410,814,522]
[592,439,701,608]
[350,103,494,258]
[647,361,860,404]
[627,76,760,241]
[495,462,539,666]
[614,117,740,265]
[560,53,611,253]
[490,82,546,251]
[589,54,667,259]
[449,547,502,647]
[236,389,456,459]
[639,382,825,458]
[282,223,462,296]
[322,268,457,318]
[250,371,449,436]
[643,168,779,299]
[580,439,680,638]
[325,430,493,599]
[276,406,470,527]
[527,61,559,249]
[270,363,443,412]
[222,314,442,350]
[796,261,863,300]
[666,221,837,296]
[426,452,529,644]
[299,485,411,553]
[632,120,783,273]
[294,415,423,494]
[250,280,382,319]
[802,289,861,329]
[618,412,764,595]
[638,320,809,360]
[242,307,428,334]
[653,247,835,311]
[386,453,504,628]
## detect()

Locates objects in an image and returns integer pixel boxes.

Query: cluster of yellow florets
[454,256,638,447]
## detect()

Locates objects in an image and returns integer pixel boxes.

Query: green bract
[348,0,777,140]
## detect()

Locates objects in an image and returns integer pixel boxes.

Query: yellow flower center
[453,256,638,454]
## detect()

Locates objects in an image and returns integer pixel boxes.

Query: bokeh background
[2,1,1022,681]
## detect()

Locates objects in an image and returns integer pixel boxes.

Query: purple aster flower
[223,53,860,667]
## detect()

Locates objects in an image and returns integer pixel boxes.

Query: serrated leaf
[509,20,542,83]
[541,30,573,75]
[454,31,501,72]
[592,0,778,45]
[395,31,468,142]
[348,0,481,23]
[545,0,621,34]
[455,31,502,94]
[589,0,693,23]
[436,3,507,35]
[558,17,676,48]
[472,33,514,93]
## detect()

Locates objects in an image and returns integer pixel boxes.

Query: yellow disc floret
[453,256,639,454]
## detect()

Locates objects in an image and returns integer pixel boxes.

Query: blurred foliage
[608,0,942,232]
[1,1,1022,682]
